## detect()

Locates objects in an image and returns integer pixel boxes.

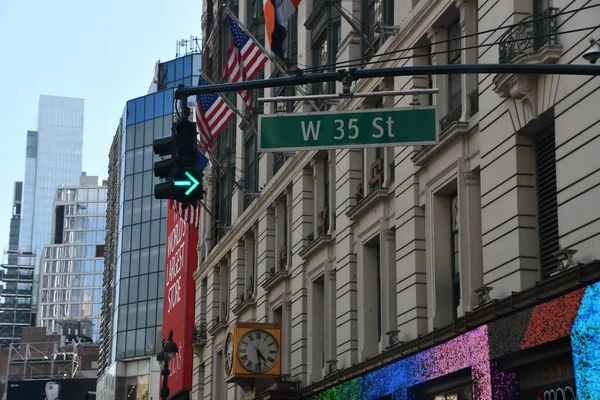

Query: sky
[0,0,202,255]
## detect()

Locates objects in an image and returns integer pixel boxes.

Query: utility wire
[347,25,598,74]
[299,3,600,73]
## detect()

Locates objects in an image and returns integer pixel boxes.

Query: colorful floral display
[309,326,518,400]
[572,282,600,399]
[308,280,600,400]
[521,288,585,350]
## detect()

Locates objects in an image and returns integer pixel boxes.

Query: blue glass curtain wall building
[113,54,200,360]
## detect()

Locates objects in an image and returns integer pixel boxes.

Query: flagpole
[226,9,289,76]
[195,73,249,196]
[200,71,258,135]
[226,9,320,112]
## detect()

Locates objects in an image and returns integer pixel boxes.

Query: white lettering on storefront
[166,216,186,313]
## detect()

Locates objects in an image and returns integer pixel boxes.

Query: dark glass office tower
[0,182,35,346]
[97,53,201,400]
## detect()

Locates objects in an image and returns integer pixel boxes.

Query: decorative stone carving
[426,27,439,43]
[494,73,539,125]
[386,329,401,348]
[473,286,494,307]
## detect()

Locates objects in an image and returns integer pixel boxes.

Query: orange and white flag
[263,0,301,59]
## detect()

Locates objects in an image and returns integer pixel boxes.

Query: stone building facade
[193,0,600,398]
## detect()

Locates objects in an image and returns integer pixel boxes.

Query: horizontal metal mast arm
[175,63,600,99]
[257,88,440,102]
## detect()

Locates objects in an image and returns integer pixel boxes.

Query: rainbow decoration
[308,280,600,400]
[309,326,518,400]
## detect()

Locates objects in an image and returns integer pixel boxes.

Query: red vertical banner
[162,205,198,399]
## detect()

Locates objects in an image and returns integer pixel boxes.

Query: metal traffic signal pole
[175,63,600,99]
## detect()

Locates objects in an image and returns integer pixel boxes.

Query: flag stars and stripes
[170,200,201,228]
[225,16,269,108]
[194,75,235,162]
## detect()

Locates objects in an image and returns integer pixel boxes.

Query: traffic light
[152,115,205,202]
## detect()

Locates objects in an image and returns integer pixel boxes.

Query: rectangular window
[311,274,325,380]
[284,13,298,63]
[244,132,258,209]
[312,34,330,96]
[318,155,330,237]
[244,230,257,299]
[450,194,460,319]
[363,235,382,358]
[214,350,225,399]
[362,0,395,57]
[536,126,559,279]
[448,19,462,113]
[54,206,65,244]
[219,264,230,323]
[275,192,291,271]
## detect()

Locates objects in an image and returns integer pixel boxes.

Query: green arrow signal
[174,171,201,196]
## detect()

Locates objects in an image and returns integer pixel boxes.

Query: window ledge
[191,330,208,354]
[299,234,333,260]
[191,338,207,354]
[231,295,256,316]
[207,320,227,337]
[411,121,469,167]
[261,268,291,291]
[346,188,389,221]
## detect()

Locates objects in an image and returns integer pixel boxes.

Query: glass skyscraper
[0,182,35,346]
[97,53,201,400]
[19,95,84,308]
[38,176,107,342]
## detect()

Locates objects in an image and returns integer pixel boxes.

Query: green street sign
[172,167,203,200]
[258,106,438,152]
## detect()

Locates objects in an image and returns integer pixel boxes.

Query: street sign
[172,167,204,201]
[257,106,438,152]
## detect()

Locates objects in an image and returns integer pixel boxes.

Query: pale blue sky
[0,0,202,253]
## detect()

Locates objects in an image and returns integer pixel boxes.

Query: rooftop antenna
[175,36,202,58]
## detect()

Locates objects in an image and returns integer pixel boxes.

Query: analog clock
[237,329,279,373]
[224,332,233,375]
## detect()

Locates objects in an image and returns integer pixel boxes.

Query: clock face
[224,332,233,375]
[237,330,279,373]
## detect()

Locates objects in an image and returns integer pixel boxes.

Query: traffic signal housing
[152,117,205,202]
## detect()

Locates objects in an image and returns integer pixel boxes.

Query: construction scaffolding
[4,341,81,381]
[0,250,35,347]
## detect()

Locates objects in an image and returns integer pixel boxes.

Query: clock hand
[254,345,262,366]
[256,348,268,363]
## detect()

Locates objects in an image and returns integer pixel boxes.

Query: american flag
[225,39,252,110]
[225,15,268,108]
[194,75,235,162]
[170,199,201,228]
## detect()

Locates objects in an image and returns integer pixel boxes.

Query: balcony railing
[499,8,559,64]
[469,89,479,116]
[273,152,287,176]
[440,104,462,132]
[0,270,34,281]
[191,322,207,343]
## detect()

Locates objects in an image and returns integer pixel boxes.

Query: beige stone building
[193,0,600,399]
